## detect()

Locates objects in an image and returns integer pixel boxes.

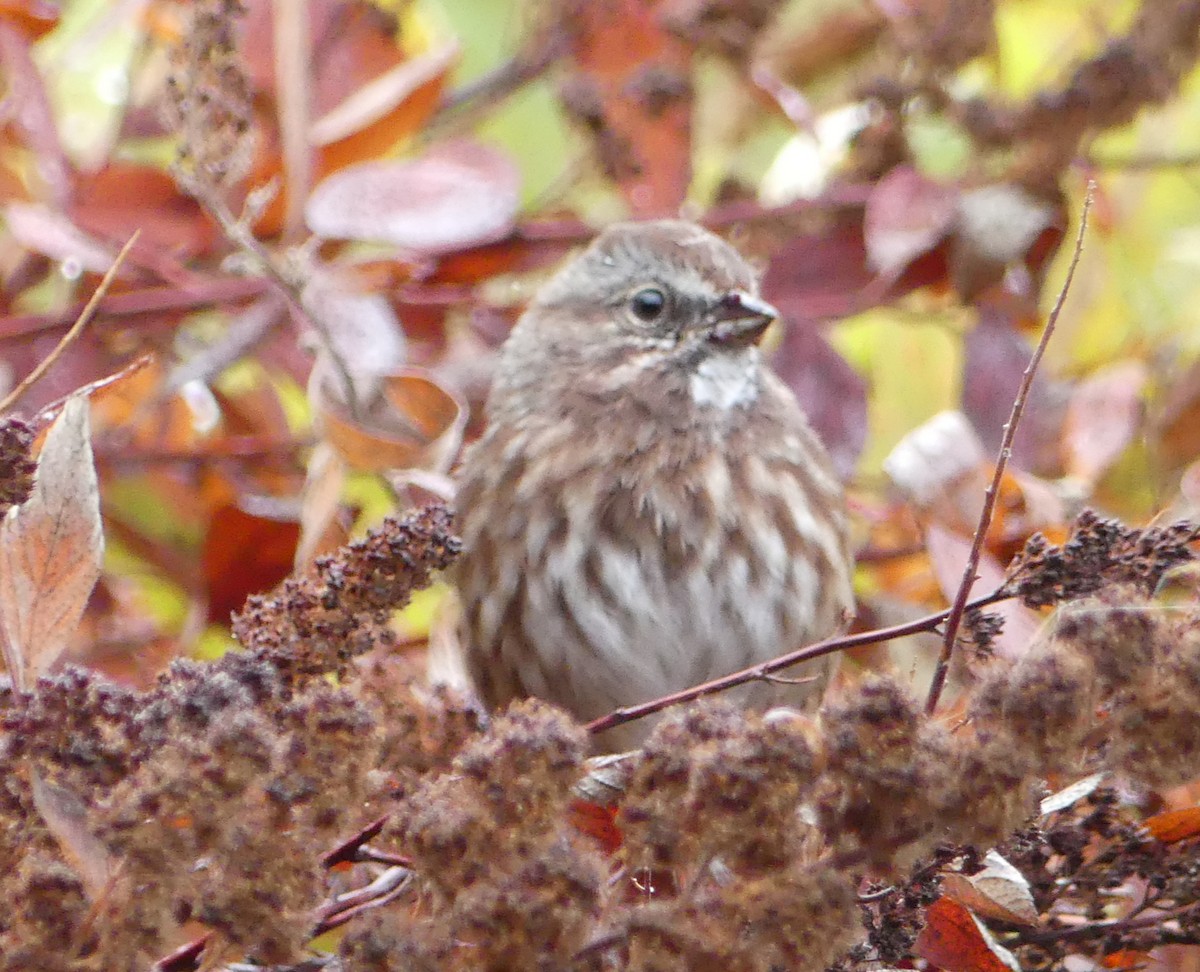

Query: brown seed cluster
[232,504,460,683]
[163,0,255,194]
[2,504,1199,969]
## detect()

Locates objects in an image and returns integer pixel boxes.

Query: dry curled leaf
[315,368,466,475]
[942,850,1038,927]
[0,394,103,690]
[1039,772,1107,816]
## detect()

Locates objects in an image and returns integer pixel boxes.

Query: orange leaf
[1101,949,1151,969]
[313,42,458,174]
[1144,806,1200,844]
[562,0,693,215]
[70,164,217,259]
[0,0,59,38]
[915,897,1020,972]
[315,368,466,474]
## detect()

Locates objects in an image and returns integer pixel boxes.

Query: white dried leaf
[956,184,1056,264]
[882,410,986,508]
[306,140,520,254]
[1040,772,1107,816]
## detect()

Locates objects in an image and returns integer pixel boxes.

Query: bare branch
[924,182,1094,716]
[586,588,1011,738]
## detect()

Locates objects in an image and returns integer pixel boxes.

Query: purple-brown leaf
[305,140,520,254]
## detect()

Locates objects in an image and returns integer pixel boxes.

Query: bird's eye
[629,287,667,322]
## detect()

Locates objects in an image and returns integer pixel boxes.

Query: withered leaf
[0,394,103,690]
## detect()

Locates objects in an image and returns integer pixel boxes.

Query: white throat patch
[689,350,760,410]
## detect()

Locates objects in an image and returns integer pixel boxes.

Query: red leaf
[70,164,217,259]
[762,220,874,322]
[567,798,623,854]
[561,0,692,215]
[915,896,1020,972]
[203,504,300,624]
[864,165,958,279]
[761,218,946,325]
[1063,360,1147,486]
[961,306,1064,474]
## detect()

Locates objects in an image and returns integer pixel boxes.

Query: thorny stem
[923,182,1094,717]
[586,588,1012,737]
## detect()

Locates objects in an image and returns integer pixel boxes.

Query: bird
[452,219,854,750]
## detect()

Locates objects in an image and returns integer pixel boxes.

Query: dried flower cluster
[231,504,460,683]
[1,504,1199,971]
[163,0,255,194]
[0,417,36,514]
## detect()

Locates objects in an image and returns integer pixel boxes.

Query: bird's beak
[706,291,779,348]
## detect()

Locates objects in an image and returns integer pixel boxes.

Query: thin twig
[430,22,569,131]
[0,231,140,415]
[355,846,414,868]
[586,588,1011,738]
[32,354,154,429]
[757,671,821,687]
[571,930,631,965]
[924,183,1094,716]
[1014,900,1200,946]
[310,867,413,936]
